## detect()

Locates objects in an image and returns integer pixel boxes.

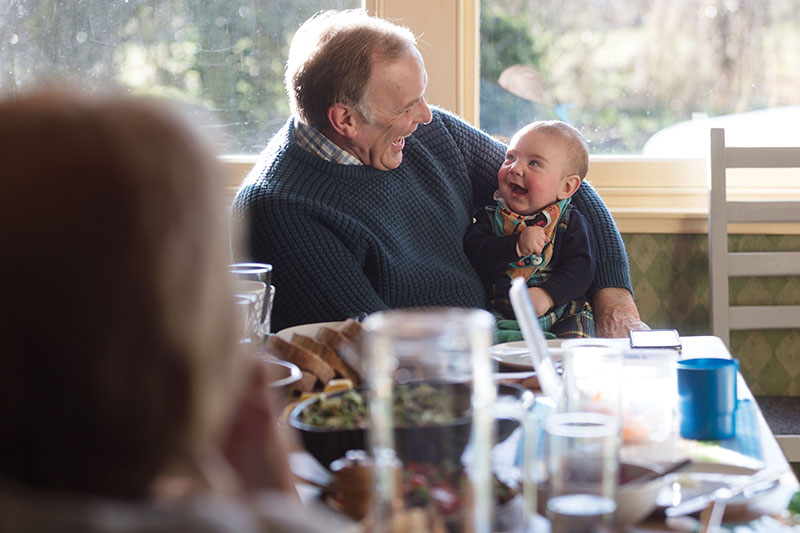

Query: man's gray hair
[286,9,417,130]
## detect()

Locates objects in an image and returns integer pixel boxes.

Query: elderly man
[232,9,647,336]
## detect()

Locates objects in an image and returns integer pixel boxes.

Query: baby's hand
[528,287,555,316]
[517,226,549,257]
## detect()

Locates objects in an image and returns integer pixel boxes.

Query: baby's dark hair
[527,120,589,179]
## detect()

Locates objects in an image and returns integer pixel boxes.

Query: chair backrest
[708,128,800,347]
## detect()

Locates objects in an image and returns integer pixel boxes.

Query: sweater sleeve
[570,181,633,295]
[434,108,506,210]
[463,210,520,275]
[539,209,596,308]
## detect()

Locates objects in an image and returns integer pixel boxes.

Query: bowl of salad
[288,381,530,468]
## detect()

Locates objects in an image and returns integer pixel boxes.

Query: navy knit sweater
[232,108,632,331]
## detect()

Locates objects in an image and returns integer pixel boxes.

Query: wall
[365,0,479,123]
[625,233,800,396]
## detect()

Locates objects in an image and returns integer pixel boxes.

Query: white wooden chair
[708,127,800,461]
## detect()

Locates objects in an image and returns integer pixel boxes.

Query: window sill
[591,157,800,234]
[221,156,800,235]
[605,207,800,235]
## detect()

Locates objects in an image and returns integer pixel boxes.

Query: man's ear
[557,175,582,200]
[327,103,359,139]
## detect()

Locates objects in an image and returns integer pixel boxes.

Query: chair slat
[726,201,800,223]
[729,306,800,330]
[728,252,800,277]
[726,147,800,168]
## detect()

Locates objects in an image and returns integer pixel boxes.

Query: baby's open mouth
[509,183,528,195]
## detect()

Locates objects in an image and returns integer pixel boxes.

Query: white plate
[276,321,346,341]
[490,340,564,371]
[656,462,780,512]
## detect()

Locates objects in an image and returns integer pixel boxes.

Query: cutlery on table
[664,466,786,521]
[508,277,563,400]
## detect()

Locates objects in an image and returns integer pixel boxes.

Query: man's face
[350,48,433,171]
[497,128,573,215]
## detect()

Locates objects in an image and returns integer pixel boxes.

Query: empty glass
[235,294,259,344]
[545,412,619,533]
[229,263,274,336]
[520,395,557,531]
[232,280,267,339]
[621,348,678,445]
[561,339,624,418]
[229,262,272,286]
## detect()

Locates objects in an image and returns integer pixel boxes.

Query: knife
[508,277,563,400]
[664,466,786,518]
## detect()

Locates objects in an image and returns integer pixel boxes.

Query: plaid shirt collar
[294,118,363,166]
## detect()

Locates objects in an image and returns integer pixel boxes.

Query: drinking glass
[363,307,496,533]
[229,262,274,336]
[232,280,266,339]
[561,339,623,418]
[545,412,619,533]
[519,395,557,531]
[235,294,259,344]
[621,348,678,445]
[229,262,272,286]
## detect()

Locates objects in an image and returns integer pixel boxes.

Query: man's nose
[415,97,432,124]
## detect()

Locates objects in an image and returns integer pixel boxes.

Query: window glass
[1,1,359,154]
[480,1,800,155]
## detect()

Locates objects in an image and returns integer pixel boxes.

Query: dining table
[287,332,800,532]
[619,335,800,533]
[570,335,799,531]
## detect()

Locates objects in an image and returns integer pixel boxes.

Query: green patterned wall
[622,233,800,396]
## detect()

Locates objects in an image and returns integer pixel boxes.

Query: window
[1,0,360,155]
[479,1,800,155]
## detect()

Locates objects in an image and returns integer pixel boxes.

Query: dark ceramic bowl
[288,382,532,468]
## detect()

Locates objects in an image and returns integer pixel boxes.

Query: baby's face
[497,128,572,215]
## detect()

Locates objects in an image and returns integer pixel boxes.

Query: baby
[464,120,596,338]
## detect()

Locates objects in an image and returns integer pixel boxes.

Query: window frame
[223,0,800,235]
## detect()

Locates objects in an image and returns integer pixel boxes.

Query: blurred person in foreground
[231,9,647,337]
[0,90,330,531]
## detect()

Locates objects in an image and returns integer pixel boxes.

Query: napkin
[494,319,556,344]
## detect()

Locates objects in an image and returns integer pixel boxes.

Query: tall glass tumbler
[229,262,272,286]
[235,293,259,344]
[545,412,619,533]
[520,395,557,530]
[363,308,496,533]
[229,262,274,336]
[561,339,624,418]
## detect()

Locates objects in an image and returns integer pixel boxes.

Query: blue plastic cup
[677,358,738,440]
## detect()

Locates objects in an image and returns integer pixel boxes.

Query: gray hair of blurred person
[286,8,418,131]
[0,90,245,497]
